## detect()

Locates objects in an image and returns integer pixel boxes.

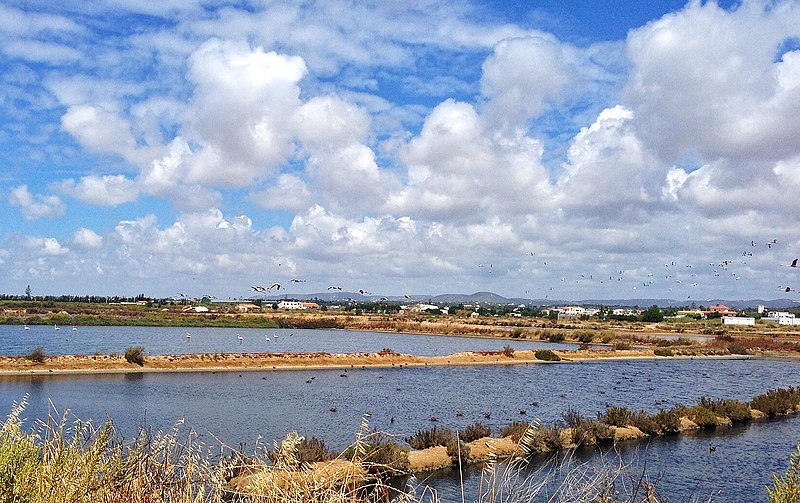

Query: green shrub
[502,345,515,357]
[405,426,455,450]
[614,341,632,350]
[124,346,145,366]
[698,397,752,423]
[578,343,591,350]
[562,410,612,446]
[599,405,633,427]
[629,410,659,436]
[360,435,410,475]
[460,422,493,443]
[499,421,530,442]
[445,437,470,461]
[751,387,800,416]
[534,349,561,361]
[685,405,721,428]
[767,443,800,503]
[576,331,594,343]
[548,333,566,343]
[654,348,674,357]
[509,328,524,339]
[26,346,46,364]
[296,436,336,464]
[728,343,750,355]
[651,409,682,434]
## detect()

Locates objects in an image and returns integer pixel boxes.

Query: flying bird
[783,259,798,268]
[251,285,266,292]
[269,283,282,291]
[328,285,342,291]
[290,278,306,283]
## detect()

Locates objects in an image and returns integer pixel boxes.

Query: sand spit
[0,348,751,376]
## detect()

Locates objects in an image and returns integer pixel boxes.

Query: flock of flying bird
[239,239,799,303]
[484,239,799,300]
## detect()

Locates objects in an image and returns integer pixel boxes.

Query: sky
[2,0,800,302]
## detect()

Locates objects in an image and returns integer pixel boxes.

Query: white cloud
[625,1,800,163]
[23,236,69,256]
[250,174,311,212]
[61,175,140,206]
[386,98,550,221]
[293,95,371,150]
[60,105,138,160]
[481,36,569,129]
[555,105,666,221]
[8,185,66,219]
[73,227,103,248]
[182,38,307,186]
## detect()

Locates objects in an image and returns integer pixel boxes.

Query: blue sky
[2,0,800,301]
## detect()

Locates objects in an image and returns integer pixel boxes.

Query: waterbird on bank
[24,325,29,330]
[185,332,191,339]
[237,334,243,344]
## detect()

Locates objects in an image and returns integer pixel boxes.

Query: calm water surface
[0,326,798,502]
[0,324,577,356]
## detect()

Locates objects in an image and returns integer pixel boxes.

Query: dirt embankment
[0,347,743,376]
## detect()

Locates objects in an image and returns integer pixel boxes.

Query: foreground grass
[2,395,800,503]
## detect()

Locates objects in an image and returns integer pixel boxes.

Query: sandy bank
[0,348,751,376]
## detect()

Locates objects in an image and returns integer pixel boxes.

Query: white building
[763,311,800,325]
[722,316,755,325]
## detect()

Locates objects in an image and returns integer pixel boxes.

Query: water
[0,324,577,356]
[425,417,800,502]
[1,325,799,501]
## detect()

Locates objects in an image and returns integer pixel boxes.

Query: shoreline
[0,348,759,376]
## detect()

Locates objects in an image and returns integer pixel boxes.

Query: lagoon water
[0,324,577,356]
[0,325,798,501]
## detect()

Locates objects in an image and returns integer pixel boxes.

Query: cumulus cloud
[481,36,569,129]
[8,185,66,219]
[386,99,550,221]
[60,105,139,161]
[250,174,311,212]
[625,1,800,163]
[60,175,139,206]
[73,228,103,248]
[555,105,666,221]
[182,38,307,186]
[23,236,69,256]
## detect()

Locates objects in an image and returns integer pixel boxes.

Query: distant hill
[249,291,798,309]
